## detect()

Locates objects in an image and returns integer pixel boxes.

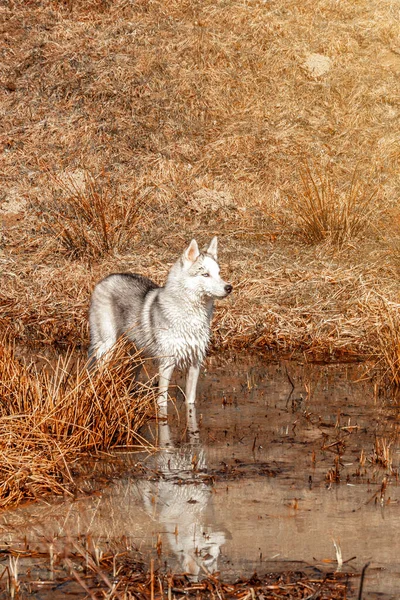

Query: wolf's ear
[183,239,200,264]
[207,236,218,261]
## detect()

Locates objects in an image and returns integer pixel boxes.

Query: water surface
[1,356,399,598]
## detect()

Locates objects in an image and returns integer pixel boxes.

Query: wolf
[88,237,232,415]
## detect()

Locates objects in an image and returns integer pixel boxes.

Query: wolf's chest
[159,316,210,368]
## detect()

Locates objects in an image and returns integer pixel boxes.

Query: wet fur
[88,238,232,415]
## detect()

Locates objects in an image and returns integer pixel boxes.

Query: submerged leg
[158,420,172,447]
[186,403,200,444]
[185,364,200,405]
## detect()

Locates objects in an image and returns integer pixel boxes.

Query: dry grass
[288,163,378,247]
[35,169,147,259]
[1,0,400,380]
[371,437,392,471]
[0,527,354,598]
[367,297,400,386]
[0,540,352,599]
[0,337,156,508]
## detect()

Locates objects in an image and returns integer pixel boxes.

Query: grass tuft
[289,163,378,247]
[36,170,147,259]
[0,337,155,508]
[368,297,400,387]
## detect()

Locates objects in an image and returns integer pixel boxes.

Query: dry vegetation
[1,0,400,503]
[0,9,399,596]
[0,0,400,377]
[0,543,353,599]
[1,0,400,373]
[0,338,155,508]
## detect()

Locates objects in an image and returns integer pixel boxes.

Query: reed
[0,537,351,599]
[36,170,146,259]
[368,297,400,387]
[0,338,156,508]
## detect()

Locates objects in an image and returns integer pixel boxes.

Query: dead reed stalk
[371,437,392,471]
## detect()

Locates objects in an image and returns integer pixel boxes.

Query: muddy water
[1,356,400,597]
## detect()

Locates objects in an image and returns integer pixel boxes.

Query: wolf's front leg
[158,362,175,418]
[185,364,200,405]
[158,419,172,447]
[186,402,200,444]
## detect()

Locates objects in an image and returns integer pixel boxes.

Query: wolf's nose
[225,284,233,294]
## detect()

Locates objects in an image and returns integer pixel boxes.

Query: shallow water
[1,356,400,597]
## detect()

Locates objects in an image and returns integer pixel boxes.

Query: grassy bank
[1,0,400,380]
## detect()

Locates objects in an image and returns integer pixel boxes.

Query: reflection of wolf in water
[140,409,226,579]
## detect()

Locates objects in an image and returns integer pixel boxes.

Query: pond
[1,355,399,598]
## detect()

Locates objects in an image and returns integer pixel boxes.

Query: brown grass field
[0,0,400,571]
[1,0,400,369]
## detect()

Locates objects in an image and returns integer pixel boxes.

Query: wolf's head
[168,237,232,301]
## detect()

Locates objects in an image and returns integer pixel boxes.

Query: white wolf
[88,237,232,415]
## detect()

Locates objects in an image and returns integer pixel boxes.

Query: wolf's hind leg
[97,339,116,359]
[89,302,117,365]
[126,352,145,394]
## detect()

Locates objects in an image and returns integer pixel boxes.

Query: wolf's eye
[202,273,210,277]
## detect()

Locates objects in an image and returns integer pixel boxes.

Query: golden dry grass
[0,338,156,508]
[288,163,378,247]
[36,169,147,259]
[1,0,400,379]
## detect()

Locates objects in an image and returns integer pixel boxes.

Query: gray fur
[88,237,232,415]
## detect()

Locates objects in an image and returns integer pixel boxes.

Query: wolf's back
[89,273,159,357]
